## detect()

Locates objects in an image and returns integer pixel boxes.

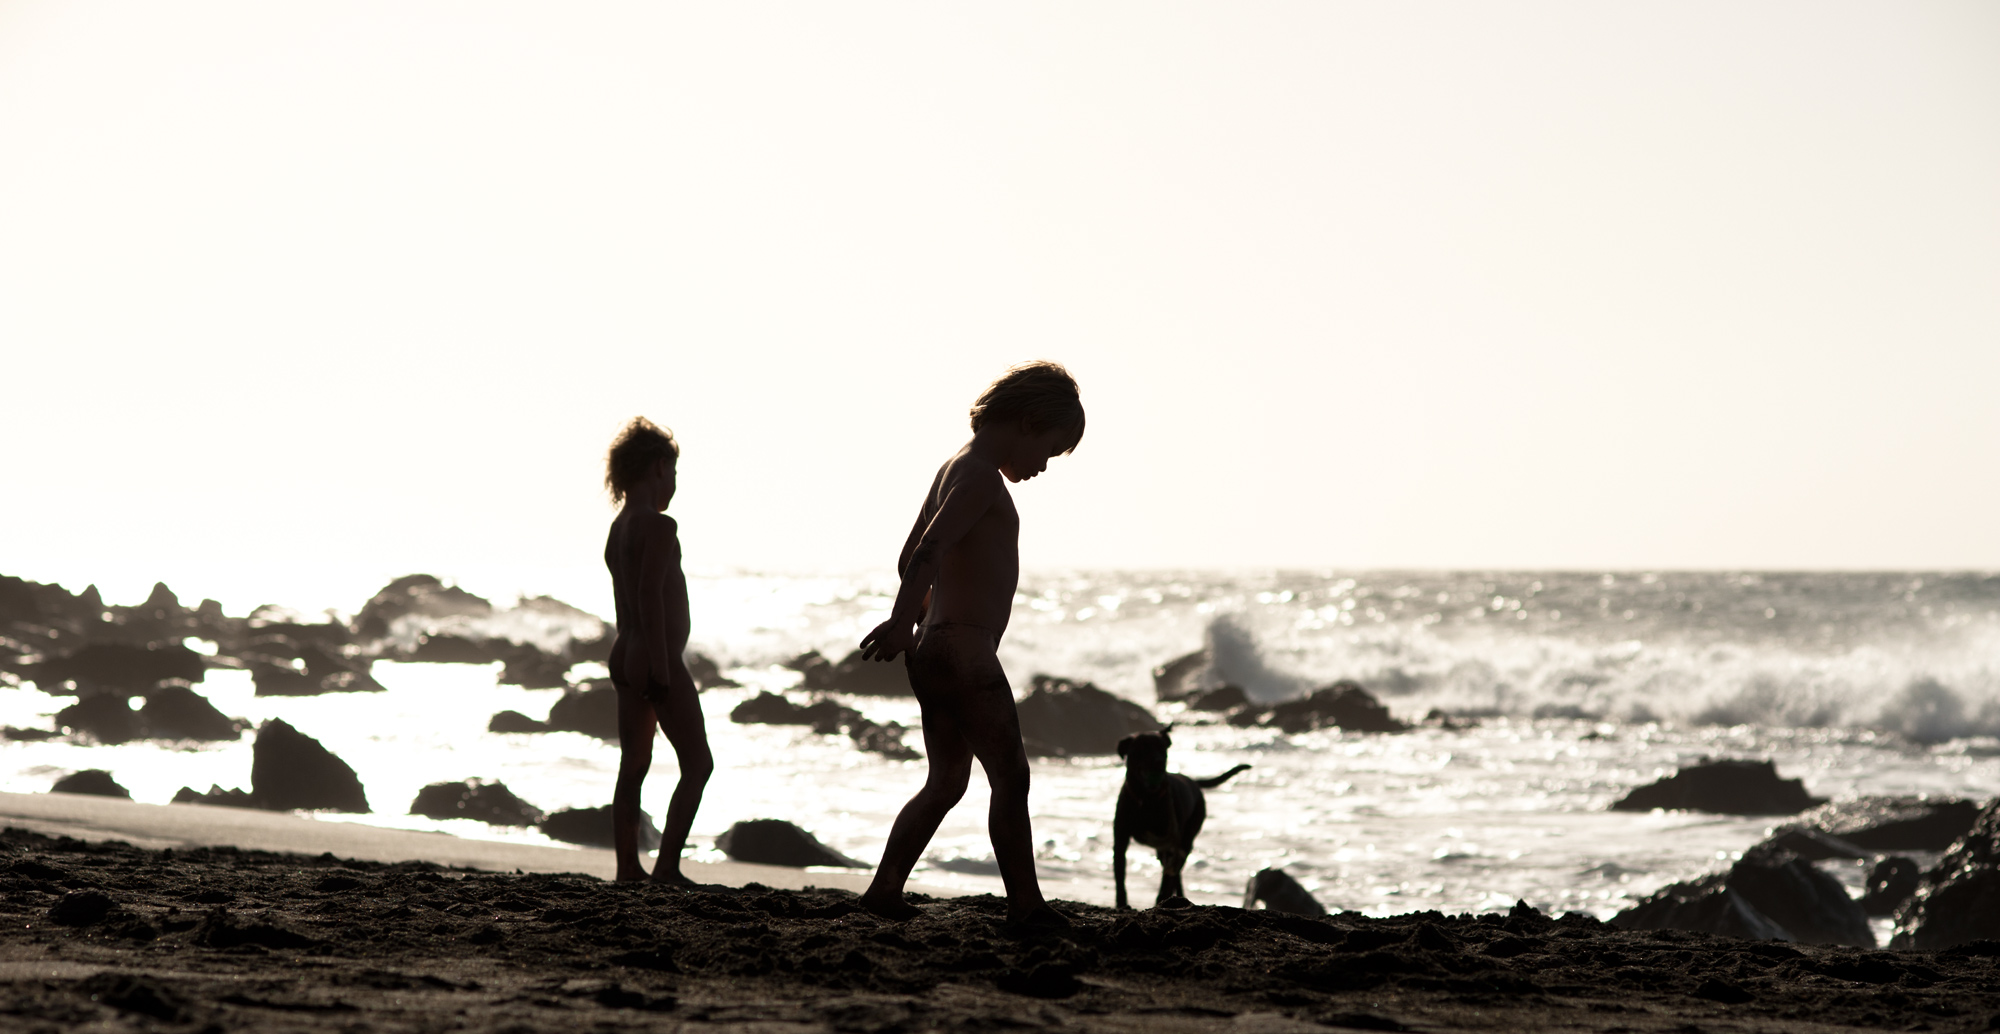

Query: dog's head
[1116,726,1174,786]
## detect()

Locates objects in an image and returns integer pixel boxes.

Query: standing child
[857,361,1085,925]
[603,417,714,884]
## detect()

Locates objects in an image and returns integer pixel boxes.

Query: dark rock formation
[55,694,141,744]
[1261,681,1406,734]
[1892,799,2000,950]
[540,805,657,850]
[1015,675,1159,757]
[546,682,621,740]
[1243,868,1326,916]
[408,633,502,665]
[1757,827,1868,862]
[497,643,571,689]
[352,574,493,639]
[1784,796,1979,852]
[800,650,912,696]
[138,683,243,741]
[172,785,256,808]
[1188,685,1249,712]
[487,710,549,733]
[1614,849,1872,947]
[245,637,384,696]
[250,719,369,813]
[409,779,542,827]
[50,769,129,798]
[1610,759,1821,816]
[728,692,919,761]
[1861,857,1919,917]
[30,642,205,694]
[1152,650,1211,703]
[685,652,739,690]
[716,819,871,869]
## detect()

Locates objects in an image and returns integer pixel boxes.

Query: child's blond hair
[969,361,1085,453]
[604,417,680,503]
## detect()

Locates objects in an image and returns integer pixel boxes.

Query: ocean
[5,569,1999,941]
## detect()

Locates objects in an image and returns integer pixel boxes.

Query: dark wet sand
[2,827,1995,1033]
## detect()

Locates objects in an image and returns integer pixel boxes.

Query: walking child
[603,417,714,883]
[857,362,1085,925]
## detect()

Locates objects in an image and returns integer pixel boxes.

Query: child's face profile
[998,424,1072,483]
[651,458,677,511]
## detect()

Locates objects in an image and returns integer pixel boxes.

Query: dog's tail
[1194,764,1251,788]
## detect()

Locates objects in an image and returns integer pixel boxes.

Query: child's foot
[1005,903,1073,930]
[858,890,922,921]
[650,869,697,888]
[614,868,651,883]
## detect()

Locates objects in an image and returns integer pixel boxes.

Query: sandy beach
[3,797,1996,1034]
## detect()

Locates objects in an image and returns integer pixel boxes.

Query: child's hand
[859,618,916,662]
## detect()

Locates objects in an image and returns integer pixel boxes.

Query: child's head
[605,417,680,505]
[969,361,1085,455]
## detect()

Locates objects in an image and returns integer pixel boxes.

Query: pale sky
[3,1,1997,617]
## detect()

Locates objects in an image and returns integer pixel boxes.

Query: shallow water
[5,569,1999,935]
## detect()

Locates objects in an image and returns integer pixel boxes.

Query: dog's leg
[1113,825,1131,910]
[1156,844,1188,904]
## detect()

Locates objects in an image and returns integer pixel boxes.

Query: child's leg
[860,693,974,917]
[612,684,657,882]
[649,673,712,884]
[954,674,1054,921]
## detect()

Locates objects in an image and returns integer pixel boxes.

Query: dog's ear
[1117,735,1133,757]
[1160,725,1173,748]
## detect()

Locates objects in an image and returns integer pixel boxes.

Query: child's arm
[860,465,999,661]
[626,513,683,687]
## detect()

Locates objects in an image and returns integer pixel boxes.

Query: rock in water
[716,819,871,869]
[539,805,657,849]
[173,785,255,808]
[1784,796,1979,852]
[730,691,849,733]
[409,779,542,826]
[1610,759,1821,816]
[1243,868,1327,916]
[497,643,571,689]
[1263,681,1406,734]
[1861,857,1919,917]
[31,642,206,694]
[685,652,740,690]
[352,574,494,639]
[801,649,912,696]
[487,710,549,733]
[546,682,621,740]
[1015,675,1159,756]
[1756,827,1869,862]
[1152,649,1212,703]
[1189,685,1249,712]
[51,769,129,798]
[246,638,384,696]
[1892,799,2000,949]
[139,683,243,741]
[250,719,369,813]
[54,694,141,744]
[1611,873,1794,942]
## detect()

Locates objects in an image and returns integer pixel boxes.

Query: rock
[1725,847,1873,948]
[1243,868,1326,916]
[540,805,657,849]
[1610,759,1821,816]
[138,683,244,741]
[48,889,117,926]
[1152,649,1212,703]
[246,638,384,696]
[30,642,205,694]
[1613,848,1872,947]
[1861,857,1919,917]
[409,779,542,827]
[729,692,919,760]
[848,720,921,761]
[685,652,739,690]
[1262,681,1406,734]
[1015,675,1160,756]
[1188,685,1249,712]
[2,727,58,741]
[54,694,141,744]
[1892,799,2000,950]
[352,574,493,639]
[1611,873,1793,942]
[716,819,871,868]
[408,633,504,665]
[1784,796,1980,852]
[801,649,912,696]
[51,769,129,798]
[250,719,369,813]
[487,710,550,733]
[173,785,256,808]
[546,682,621,740]
[497,642,571,688]
[1756,827,1868,862]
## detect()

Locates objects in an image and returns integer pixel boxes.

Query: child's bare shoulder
[939,450,1003,491]
[636,511,682,547]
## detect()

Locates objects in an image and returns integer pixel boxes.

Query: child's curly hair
[969,361,1085,453]
[605,417,680,504]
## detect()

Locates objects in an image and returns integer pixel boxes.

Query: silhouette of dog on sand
[1113,728,1250,909]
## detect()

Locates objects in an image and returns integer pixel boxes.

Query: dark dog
[1113,727,1250,909]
